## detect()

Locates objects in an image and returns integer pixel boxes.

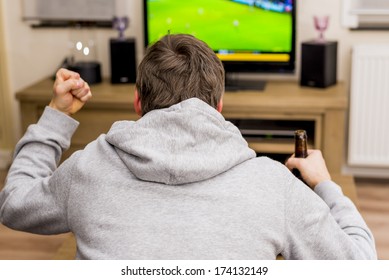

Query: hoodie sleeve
[0,106,79,234]
[281,176,377,260]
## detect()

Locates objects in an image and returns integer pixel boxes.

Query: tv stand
[225,74,266,91]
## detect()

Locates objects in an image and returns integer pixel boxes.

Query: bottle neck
[294,130,308,158]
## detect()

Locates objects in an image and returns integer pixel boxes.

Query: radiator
[348,45,389,167]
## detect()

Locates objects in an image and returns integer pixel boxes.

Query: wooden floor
[0,169,388,260]
[355,178,389,260]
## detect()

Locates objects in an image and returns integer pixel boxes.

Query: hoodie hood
[106,98,255,185]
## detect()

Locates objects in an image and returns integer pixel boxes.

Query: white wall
[3,0,389,141]
[1,0,143,141]
[298,0,389,83]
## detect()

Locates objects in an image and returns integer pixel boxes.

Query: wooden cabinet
[16,78,348,174]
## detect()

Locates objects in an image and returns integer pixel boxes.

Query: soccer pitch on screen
[147,0,293,52]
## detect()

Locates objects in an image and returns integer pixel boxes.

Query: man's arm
[284,150,377,259]
[0,69,91,234]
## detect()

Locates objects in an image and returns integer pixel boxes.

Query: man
[0,34,376,259]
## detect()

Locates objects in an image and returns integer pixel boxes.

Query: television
[143,0,296,90]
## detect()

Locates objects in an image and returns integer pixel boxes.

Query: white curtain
[22,0,116,21]
[343,0,389,28]
[352,0,389,11]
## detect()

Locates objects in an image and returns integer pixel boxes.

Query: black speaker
[69,62,102,85]
[300,41,337,88]
[110,38,137,84]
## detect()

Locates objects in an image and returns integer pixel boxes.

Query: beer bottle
[292,130,308,180]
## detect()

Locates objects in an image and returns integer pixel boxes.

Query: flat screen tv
[143,0,296,90]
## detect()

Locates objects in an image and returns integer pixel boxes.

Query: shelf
[247,138,314,154]
[228,118,316,156]
[230,119,315,138]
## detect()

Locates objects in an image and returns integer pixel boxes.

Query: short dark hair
[136,34,225,115]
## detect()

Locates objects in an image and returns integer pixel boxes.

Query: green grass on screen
[147,0,292,52]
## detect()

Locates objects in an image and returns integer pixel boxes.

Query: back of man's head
[136,34,225,115]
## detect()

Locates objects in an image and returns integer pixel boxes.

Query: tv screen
[143,0,296,90]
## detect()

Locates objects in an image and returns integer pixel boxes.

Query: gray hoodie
[0,98,376,259]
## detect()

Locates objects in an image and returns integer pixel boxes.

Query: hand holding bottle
[286,149,332,190]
